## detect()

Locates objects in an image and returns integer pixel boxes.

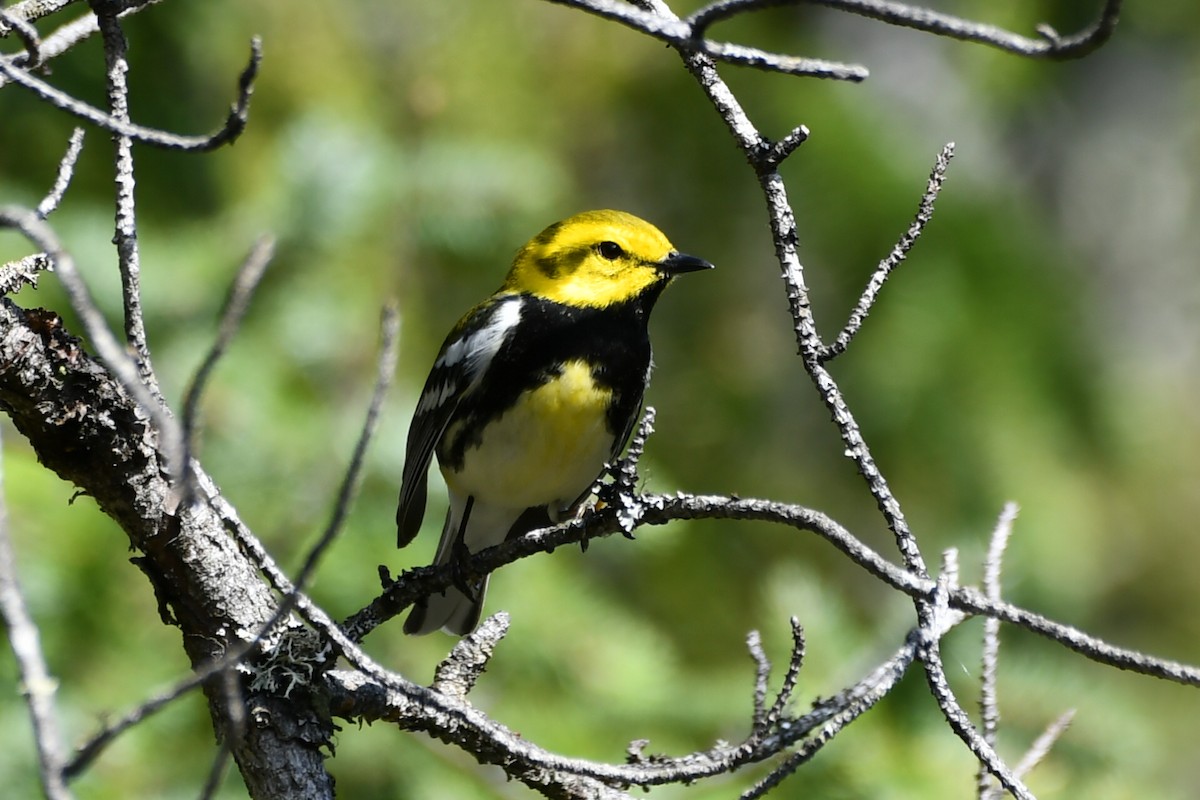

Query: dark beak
[659,251,715,276]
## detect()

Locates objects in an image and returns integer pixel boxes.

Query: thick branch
[0,297,335,800]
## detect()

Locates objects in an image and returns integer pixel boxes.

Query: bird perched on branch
[395,209,713,635]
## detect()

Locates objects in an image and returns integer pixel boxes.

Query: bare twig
[820,0,1122,59]
[36,128,86,220]
[547,0,867,80]
[978,709,1076,800]
[919,554,1032,800]
[66,665,210,778]
[0,35,261,151]
[746,630,771,729]
[555,0,1120,85]
[820,142,955,362]
[0,0,73,32]
[1012,709,1075,781]
[600,405,657,538]
[287,304,399,595]
[771,638,918,772]
[765,618,806,728]
[181,235,277,493]
[0,427,73,800]
[197,742,233,800]
[635,0,929,581]
[0,8,43,68]
[688,0,1121,59]
[350,488,1200,689]
[0,2,162,88]
[953,584,1200,686]
[977,503,1018,798]
[328,609,938,794]
[611,406,655,497]
[90,4,159,398]
[758,124,809,170]
[344,490,925,643]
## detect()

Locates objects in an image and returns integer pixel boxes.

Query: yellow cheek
[444,360,615,512]
[530,263,662,308]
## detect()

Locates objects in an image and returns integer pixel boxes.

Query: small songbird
[396,210,713,635]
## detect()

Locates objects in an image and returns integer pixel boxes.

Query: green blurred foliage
[2,0,1199,797]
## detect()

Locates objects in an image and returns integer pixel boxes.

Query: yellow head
[504,210,712,308]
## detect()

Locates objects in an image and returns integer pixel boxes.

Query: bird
[396,209,713,635]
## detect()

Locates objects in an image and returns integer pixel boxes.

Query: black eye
[596,241,623,260]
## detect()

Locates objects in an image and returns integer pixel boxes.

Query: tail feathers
[404,493,519,636]
[403,577,489,636]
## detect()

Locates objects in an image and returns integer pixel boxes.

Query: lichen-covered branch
[0,296,336,799]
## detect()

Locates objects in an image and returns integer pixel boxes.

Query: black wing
[395,295,523,547]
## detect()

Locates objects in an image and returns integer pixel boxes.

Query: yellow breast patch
[443,360,615,513]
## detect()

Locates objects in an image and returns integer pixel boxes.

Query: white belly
[443,360,616,513]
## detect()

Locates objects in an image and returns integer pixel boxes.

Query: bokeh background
[2,0,1199,797]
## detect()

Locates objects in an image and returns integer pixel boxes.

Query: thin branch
[354,488,1200,692]
[288,304,399,593]
[1,129,84,300]
[557,0,1120,85]
[36,128,86,220]
[689,0,1121,59]
[746,631,771,730]
[819,0,1122,59]
[91,3,159,398]
[65,665,211,778]
[952,584,1200,687]
[979,710,1076,800]
[977,503,1018,798]
[0,8,43,68]
[0,35,261,151]
[918,554,1032,800]
[765,617,805,729]
[332,607,952,796]
[0,3,163,89]
[641,0,930,580]
[611,406,655,497]
[820,142,954,363]
[600,405,657,538]
[1012,709,1075,781]
[181,235,277,492]
[0,0,74,31]
[327,612,932,793]
[757,124,810,170]
[547,0,867,80]
[0,427,73,800]
[197,742,233,800]
[345,491,923,643]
